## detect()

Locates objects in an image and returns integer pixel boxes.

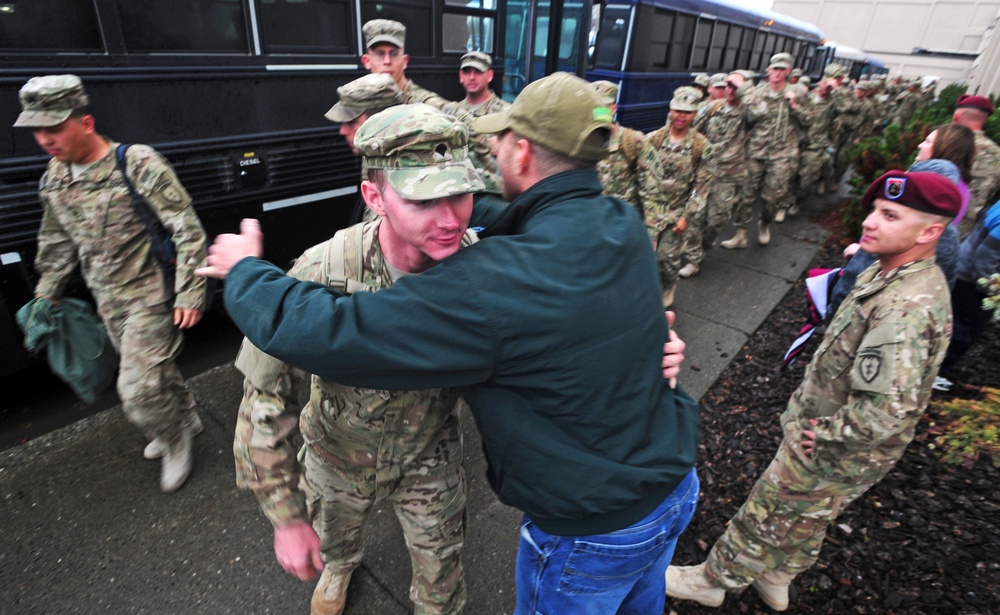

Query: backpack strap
[322,224,375,295]
[691,132,706,171]
[619,128,641,167]
[647,126,669,152]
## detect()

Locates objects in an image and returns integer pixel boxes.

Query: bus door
[502,0,596,100]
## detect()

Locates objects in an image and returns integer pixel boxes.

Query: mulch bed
[666,205,1000,614]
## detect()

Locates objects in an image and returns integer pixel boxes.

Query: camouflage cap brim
[324,102,366,124]
[460,58,491,72]
[384,157,485,200]
[13,108,72,128]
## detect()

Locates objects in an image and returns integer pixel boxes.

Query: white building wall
[773,0,1000,94]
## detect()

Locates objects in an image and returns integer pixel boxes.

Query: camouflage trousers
[101,301,195,442]
[797,146,832,201]
[303,438,468,615]
[746,154,798,223]
[655,227,684,291]
[705,442,872,590]
[686,172,749,263]
[832,136,854,184]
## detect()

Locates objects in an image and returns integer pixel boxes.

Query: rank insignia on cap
[884,177,906,200]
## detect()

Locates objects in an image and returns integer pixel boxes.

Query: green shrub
[928,387,1000,469]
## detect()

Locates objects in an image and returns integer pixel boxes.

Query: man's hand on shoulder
[196,218,264,280]
[274,521,324,581]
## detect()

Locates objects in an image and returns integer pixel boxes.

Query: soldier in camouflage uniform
[743,53,807,244]
[693,72,753,252]
[453,51,510,117]
[591,80,645,210]
[324,73,404,224]
[637,86,714,305]
[16,75,208,493]
[666,170,959,612]
[794,75,837,205]
[234,104,483,615]
[362,20,450,109]
[830,80,866,191]
[893,78,921,127]
[952,94,1000,236]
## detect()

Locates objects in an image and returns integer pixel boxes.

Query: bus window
[0,0,101,50]
[723,25,743,69]
[360,0,432,57]
[738,29,754,69]
[709,22,728,71]
[691,18,713,71]
[443,13,495,53]
[118,0,247,53]
[667,12,694,71]
[259,0,352,54]
[642,9,675,71]
[533,16,578,62]
[594,5,631,71]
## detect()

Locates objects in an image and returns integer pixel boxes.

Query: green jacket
[224,169,700,536]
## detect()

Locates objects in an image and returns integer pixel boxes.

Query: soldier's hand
[274,522,325,581]
[672,218,687,234]
[801,419,818,456]
[174,307,202,329]
[196,218,264,280]
[662,311,685,389]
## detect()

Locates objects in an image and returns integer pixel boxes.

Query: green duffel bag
[16,297,118,404]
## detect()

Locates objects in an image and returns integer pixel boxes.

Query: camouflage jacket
[692,100,749,175]
[453,90,510,117]
[597,125,645,208]
[233,220,472,526]
[831,86,861,142]
[637,128,714,239]
[893,91,920,127]
[797,92,836,149]
[441,101,504,195]
[968,132,1000,219]
[743,83,805,157]
[35,139,207,316]
[401,79,451,110]
[780,258,951,485]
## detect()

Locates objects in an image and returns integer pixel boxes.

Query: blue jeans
[514,469,699,615]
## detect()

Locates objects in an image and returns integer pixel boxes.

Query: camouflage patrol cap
[709,73,727,88]
[693,73,711,88]
[791,68,803,78]
[14,74,90,128]
[670,86,702,112]
[823,63,846,78]
[325,74,402,123]
[800,76,811,87]
[363,19,405,49]
[460,51,492,72]
[355,103,485,199]
[472,72,612,163]
[590,80,620,105]
[769,52,793,70]
[736,69,757,82]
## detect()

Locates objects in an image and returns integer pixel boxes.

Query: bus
[0,0,504,377]
[587,0,826,131]
[817,42,889,82]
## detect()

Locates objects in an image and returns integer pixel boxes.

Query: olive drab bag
[15,297,118,404]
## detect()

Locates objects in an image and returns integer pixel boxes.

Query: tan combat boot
[665,563,725,607]
[311,567,354,615]
[160,427,193,493]
[752,569,796,611]
[145,412,204,459]
[678,263,699,278]
[773,208,786,223]
[758,221,771,246]
[815,182,826,195]
[720,228,748,249]
[662,285,676,308]
[787,203,800,216]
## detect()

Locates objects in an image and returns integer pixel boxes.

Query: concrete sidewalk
[0,191,837,614]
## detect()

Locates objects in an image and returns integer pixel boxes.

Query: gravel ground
[665,210,1000,615]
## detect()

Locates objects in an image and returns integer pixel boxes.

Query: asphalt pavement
[0,186,840,614]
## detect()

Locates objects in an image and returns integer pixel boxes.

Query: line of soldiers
[596,52,953,308]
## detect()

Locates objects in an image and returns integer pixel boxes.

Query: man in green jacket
[199,74,700,614]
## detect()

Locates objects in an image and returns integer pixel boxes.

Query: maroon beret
[862,170,962,218]
[956,94,994,116]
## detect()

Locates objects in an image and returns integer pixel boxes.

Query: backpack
[646,127,707,173]
[618,127,644,168]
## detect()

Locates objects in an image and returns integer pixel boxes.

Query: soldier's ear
[361,180,386,217]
